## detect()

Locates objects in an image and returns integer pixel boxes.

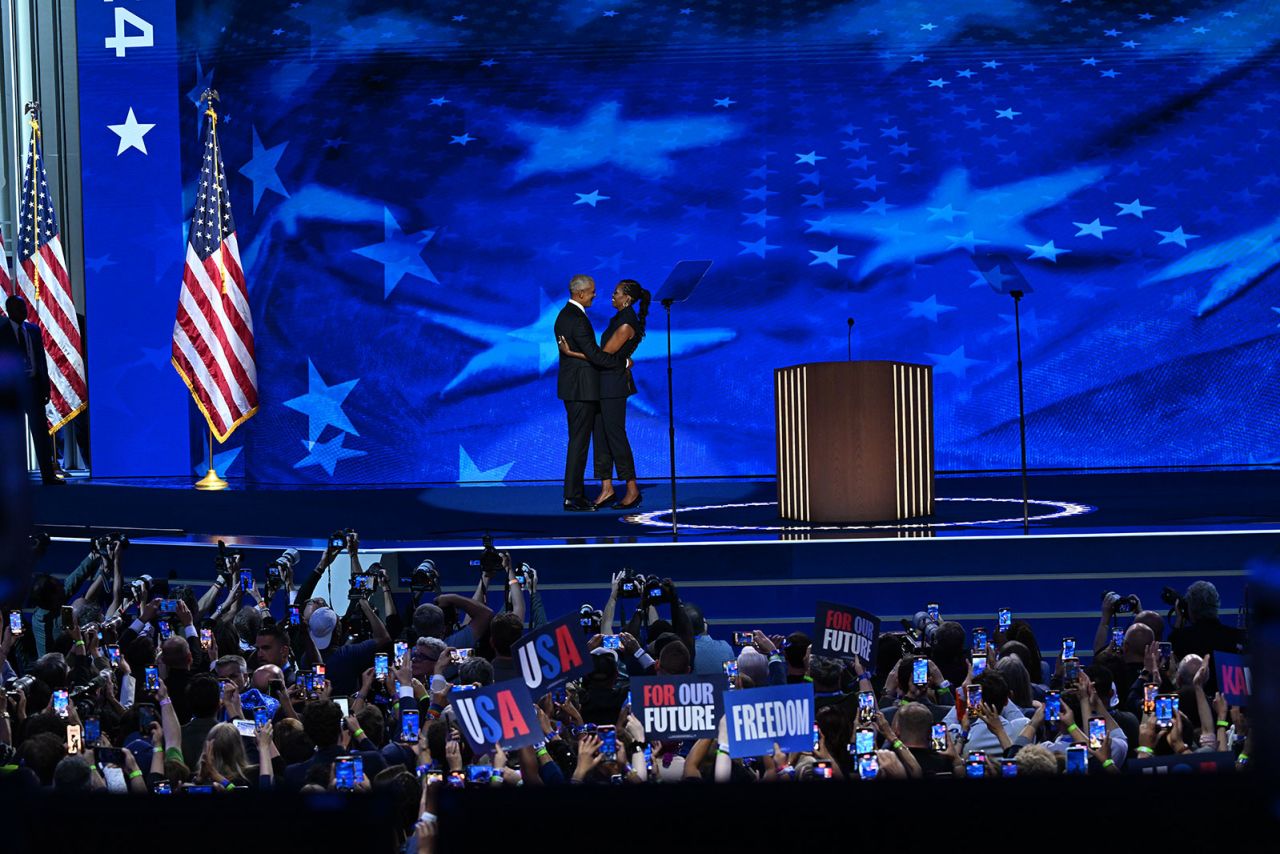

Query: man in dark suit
[2,294,59,484]
[554,275,625,511]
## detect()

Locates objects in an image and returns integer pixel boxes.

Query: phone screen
[255,706,271,729]
[467,765,492,784]
[158,620,172,640]
[972,628,987,652]
[931,724,947,751]
[972,655,987,676]
[855,728,875,755]
[200,628,212,648]
[926,603,940,622]
[912,658,928,685]
[1045,692,1061,721]
[1064,657,1080,681]
[1155,695,1173,725]
[813,761,833,779]
[812,723,821,751]
[84,717,101,745]
[106,645,121,664]
[602,634,621,650]
[335,758,356,790]
[66,725,82,754]
[288,606,301,625]
[1111,628,1125,649]
[966,684,983,710]
[239,570,253,589]
[394,641,410,666]
[1066,745,1087,774]
[401,710,421,743]
[315,664,327,680]
[1143,684,1157,714]
[375,653,389,678]
[858,753,879,780]
[598,725,617,757]
[1088,717,1106,750]
[233,718,257,738]
[1001,759,1018,777]
[965,758,985,778]
[858,691,875,723]
[998,608,1011,630]
[734,631,754,645]
[145,666,160,692]
[53,690,69,718]
[7,611,22,635]
[1062,637,1076,659]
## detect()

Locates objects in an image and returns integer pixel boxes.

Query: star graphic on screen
[238,127,290,213]
[795,151,827,165]
[1100,69,1120,78]
[926,204,965,223]
[449,132,475,146]
[995,107,1021,120]
[742,209,778,228]
[509,102,742,181]
[430,97,450,106]
[738,237,780,258]
[1145,214,1280,316]
[353,208,438,298]
[283,359,360,442]
[108,108,156,156]
[1072,219,1116,239]
[1025,240,1070,263]
[819,166,1105,278]
[295,434,366,477]
[458,445,514,485]
[907,295,957,321]
[928,78,950,88]
[926,345,984,379]
[714,97,736,108]
[1154,226,1200,248]
[193,446,242,478]
[424,290,734,397]
[574,189,611,207]
[1115,199,1155,218]
[808,245,853,268]
[946,232,990,252]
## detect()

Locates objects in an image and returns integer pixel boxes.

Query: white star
[108,108,156,156]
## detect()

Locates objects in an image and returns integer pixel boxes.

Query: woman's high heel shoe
[612,493,642,510]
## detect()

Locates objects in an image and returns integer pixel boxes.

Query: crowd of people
[0,532,1253,852]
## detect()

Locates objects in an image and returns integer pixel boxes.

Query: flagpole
[24,102,40,302]
[193,88,228,492]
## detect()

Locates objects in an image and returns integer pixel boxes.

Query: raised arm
[436,593,493,641]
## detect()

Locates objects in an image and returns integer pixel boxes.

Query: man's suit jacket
[2,319,50,397]
[554,302,622,401]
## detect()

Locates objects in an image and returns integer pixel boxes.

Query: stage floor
[30,466,1280,549]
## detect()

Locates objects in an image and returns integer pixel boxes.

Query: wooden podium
[774,361,934,522]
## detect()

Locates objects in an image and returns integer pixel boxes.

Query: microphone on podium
[846,317,855,361]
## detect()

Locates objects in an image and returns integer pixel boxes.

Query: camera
[1102,591,1140,614]
[1161,586,1189,620]
[407,559,440,595]
[125,574,154,603]
[271,549,300,579]
[643,577,671,606]
[906,612,940,647]
[328,530,351,551]
[579,603,601,634]
[215,540,240,576]
[349,573,376,599]
[474,535,505,577]
[617,567,645,599]
[92,532,130,557]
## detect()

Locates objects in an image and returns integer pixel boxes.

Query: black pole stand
[662,298,678,539]
[1010,289,1029,534]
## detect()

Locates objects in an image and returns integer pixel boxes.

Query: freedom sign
[632,674,723,741]
[1216,652,1252,706]
[814,601,880,669]
[723,682,815,758]
[512,613,593,695]
[450,679,543,754]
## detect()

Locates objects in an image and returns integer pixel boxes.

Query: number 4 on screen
[103,1,155,58]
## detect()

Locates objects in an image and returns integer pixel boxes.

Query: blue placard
[632,674,723,741]
[450,679,542,754]
[723,682,815,758]
[511,613,593,695]
[76,0,189,476]
[1215,652,1252,706]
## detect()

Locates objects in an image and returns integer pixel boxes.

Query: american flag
[172,100,258,442]
[13,111,86,431]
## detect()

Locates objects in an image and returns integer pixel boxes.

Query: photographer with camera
[1168,580,1246,662]
[29,542,110,658]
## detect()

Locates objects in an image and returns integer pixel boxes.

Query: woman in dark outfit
[558,279,649,509]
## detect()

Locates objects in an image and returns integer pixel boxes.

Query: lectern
[774,361,934,522]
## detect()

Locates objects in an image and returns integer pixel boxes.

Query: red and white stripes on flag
[172,105,258,442]
[13,115,87,431]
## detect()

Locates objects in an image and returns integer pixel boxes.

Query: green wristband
[128,769,142,780]
[1067,724,1080,734]
[1217,721,1230,728]
[353,728,365,740]
[1102,759,1115,769]
[892,740,904,750]
[1136,746,1154,756]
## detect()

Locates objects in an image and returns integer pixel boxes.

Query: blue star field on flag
[173,0,1280,482]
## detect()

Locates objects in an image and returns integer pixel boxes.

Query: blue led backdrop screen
[92,0,1280,483]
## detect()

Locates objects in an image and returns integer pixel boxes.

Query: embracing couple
[554,273,651,512]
